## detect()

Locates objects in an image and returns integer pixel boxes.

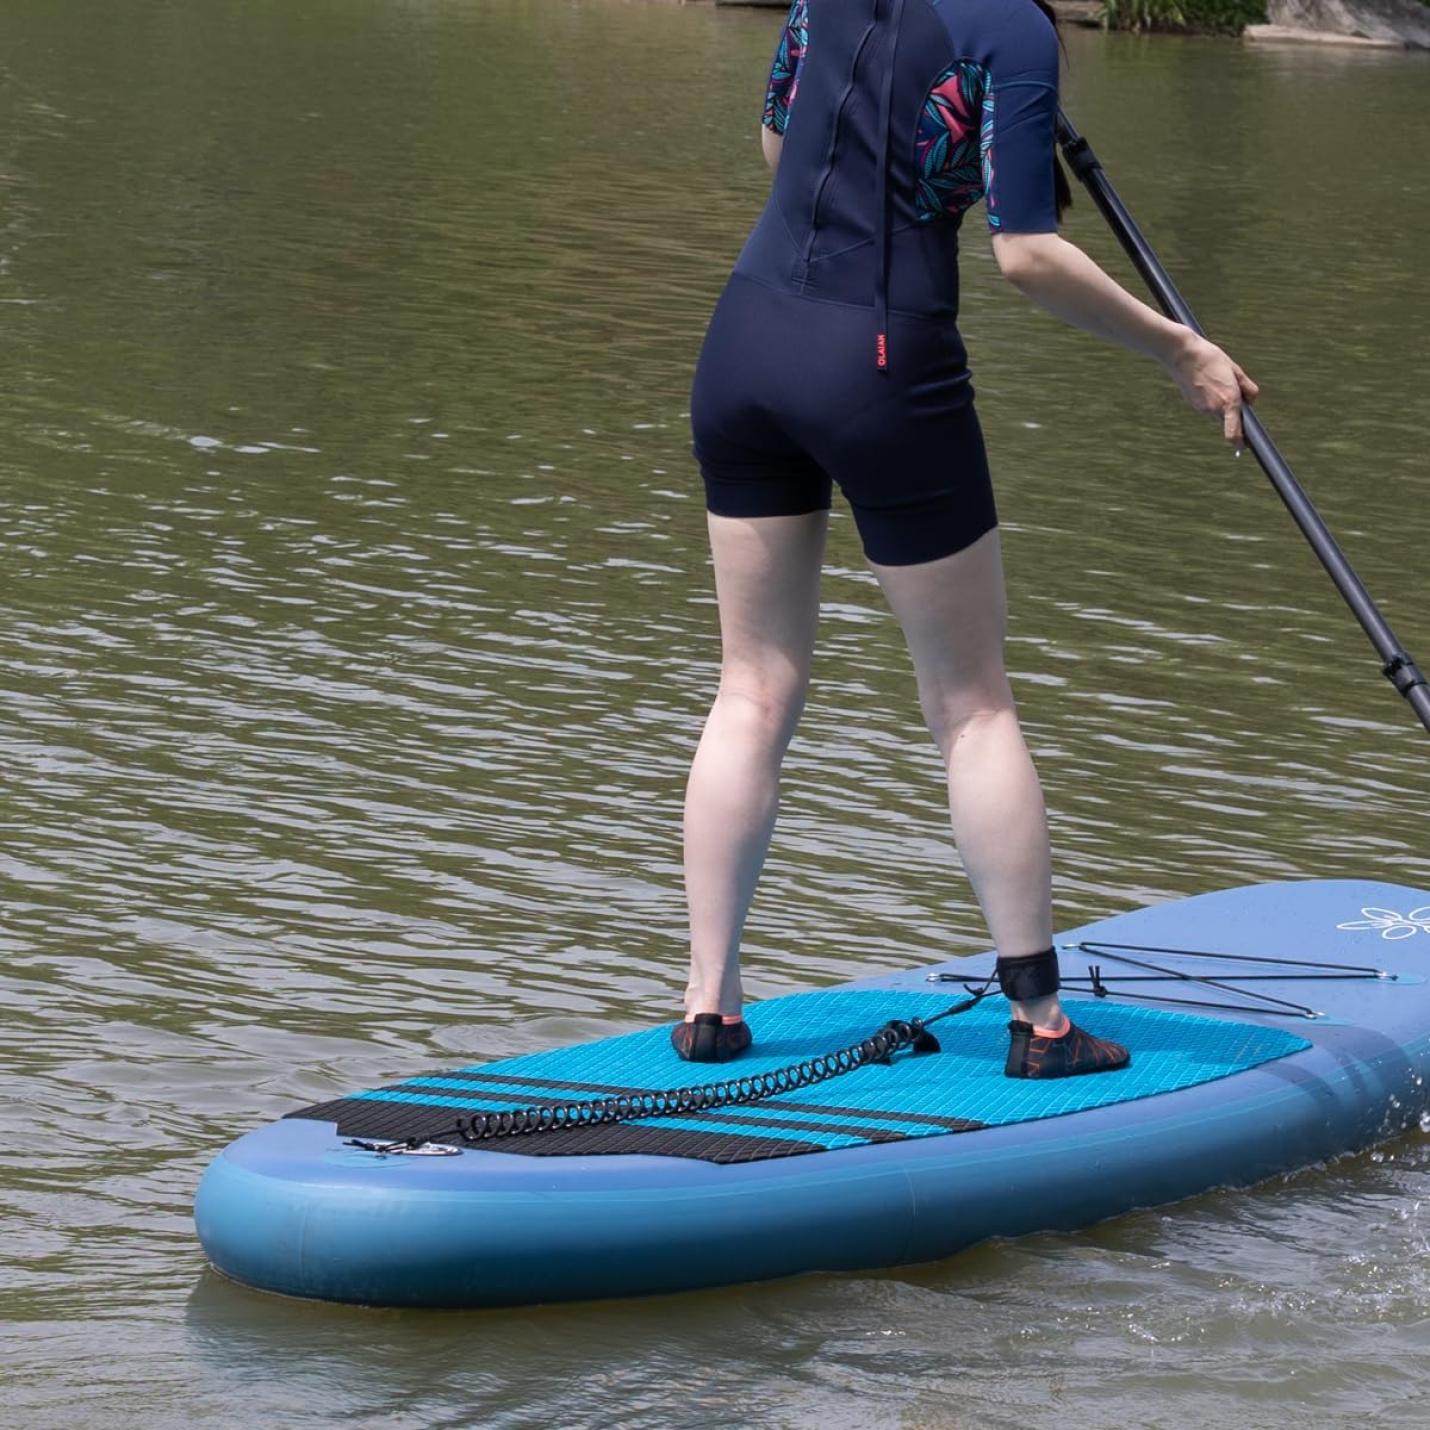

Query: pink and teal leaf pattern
[979,89,999,228]
[762,0,809,136]
[915,60,993,224]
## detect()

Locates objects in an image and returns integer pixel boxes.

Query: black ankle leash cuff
[995,947,1060,1002]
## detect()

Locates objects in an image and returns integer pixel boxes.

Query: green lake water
[2,1,1428,1425]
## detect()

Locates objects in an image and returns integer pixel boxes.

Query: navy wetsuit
[690,0,1062,566]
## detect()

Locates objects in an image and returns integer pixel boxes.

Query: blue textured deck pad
[291,990,1311,1163]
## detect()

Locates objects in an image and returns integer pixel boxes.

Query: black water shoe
[1005,1016,1130,1079]
[671,1013,752,1064]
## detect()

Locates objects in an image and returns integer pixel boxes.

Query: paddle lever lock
[1058,133,1100,181]
[1382,652,1427,696]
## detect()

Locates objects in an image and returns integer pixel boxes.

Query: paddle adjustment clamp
[1057,132,1100,181]
[1382,652,1427,697]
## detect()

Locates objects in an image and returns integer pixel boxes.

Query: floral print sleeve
[913,60,992,224]
[913,6,1060,233]
[762,0,809,136]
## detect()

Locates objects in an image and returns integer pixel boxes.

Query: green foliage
[1102,0,1186,29]
[1100,0,1267,32]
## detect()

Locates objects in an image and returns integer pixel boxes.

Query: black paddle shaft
[1055,112,1430,738]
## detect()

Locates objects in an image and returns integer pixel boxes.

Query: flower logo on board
[1337,907,1430,940]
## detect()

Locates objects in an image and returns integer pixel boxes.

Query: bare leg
[870,527,1061,1029]
[682,510,828,1018]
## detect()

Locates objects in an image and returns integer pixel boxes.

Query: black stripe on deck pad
[288,1094,985,1163]
[421,1071,980,1128]
[291,1097,826,1163]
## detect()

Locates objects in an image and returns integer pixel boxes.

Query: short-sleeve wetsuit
[689,0,1061,565]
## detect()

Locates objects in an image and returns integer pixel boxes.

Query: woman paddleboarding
[676,0,1258,1073]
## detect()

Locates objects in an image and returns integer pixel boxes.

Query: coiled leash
[348,982,997,1156]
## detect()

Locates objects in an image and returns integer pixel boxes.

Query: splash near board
[194,880,1430,1307]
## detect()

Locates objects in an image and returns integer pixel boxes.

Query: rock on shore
[1251,0,1430,46]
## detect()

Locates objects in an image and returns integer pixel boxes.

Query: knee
[921,695,1017,763]
[716,667,808,744]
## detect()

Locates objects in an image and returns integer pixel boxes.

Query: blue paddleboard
[194,879,1430,1306]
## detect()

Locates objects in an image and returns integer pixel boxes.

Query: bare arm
[761,126,782,172]
[992,231,1259,445]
